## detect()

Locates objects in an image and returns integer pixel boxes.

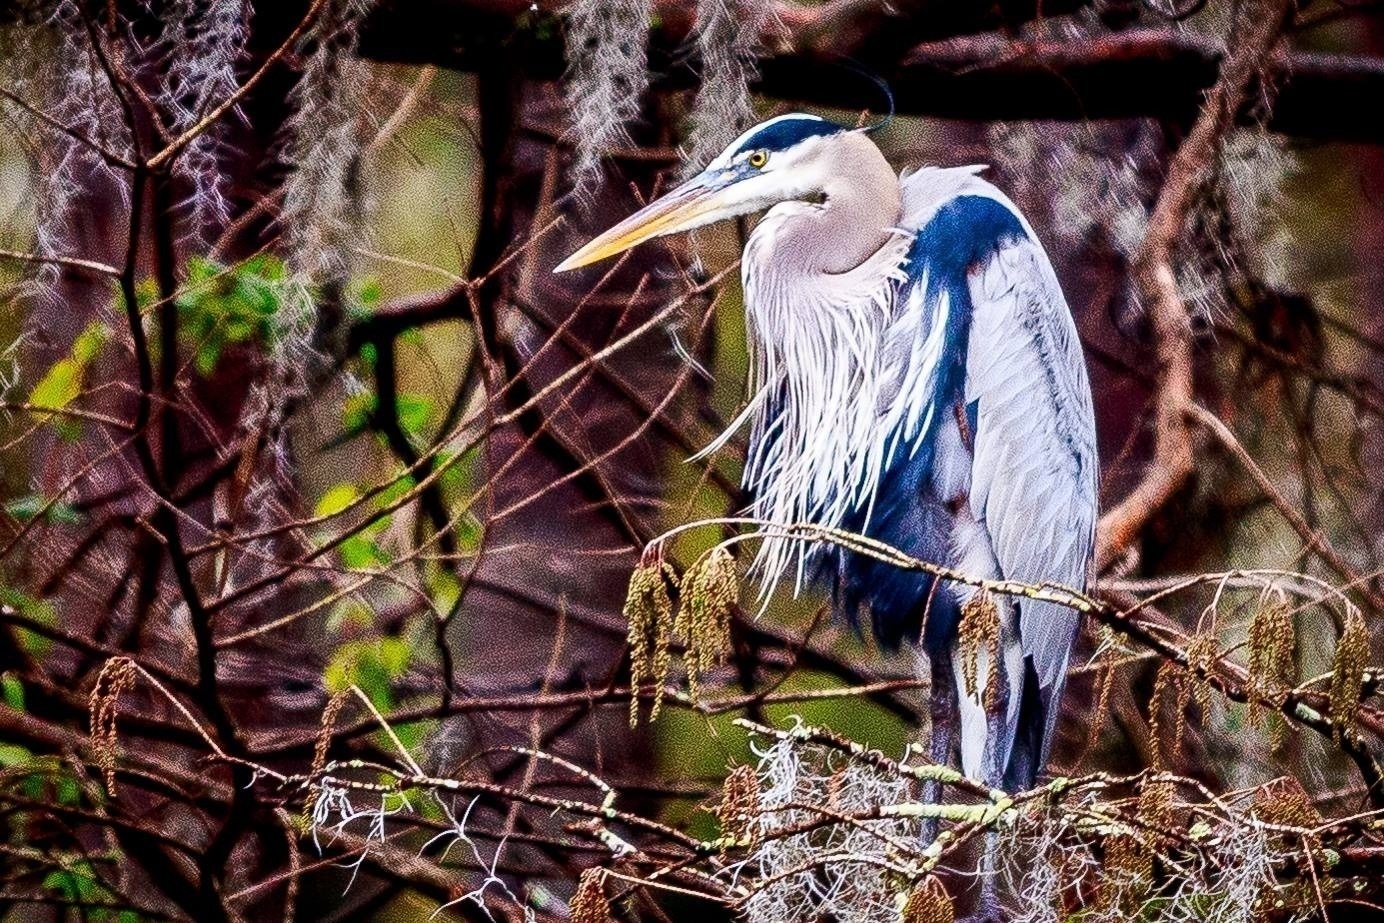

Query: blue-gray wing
[965,228,1098,769]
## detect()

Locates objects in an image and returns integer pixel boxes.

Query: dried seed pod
[570,868,613,923]
[1252,776,1320,834]
[1148,659,1181,768]
[901,877,954,923]
[1101,782,1165,917]
[1100,830,1152,914]
[1185,633,1218,719]
[1248,602,1294,707]
[1248,602,1295,749]
[675,545,738,701]
[1137,777,1175,837]
[957,590,1000,708]
[1086,656,1118,756]
[1329,608,1368,744]
[716,763,761,847]
[302,690,349,827]
[625,556,677,725]
[88,657,137,796]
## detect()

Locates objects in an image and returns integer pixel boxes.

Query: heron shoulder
[899,165,1027,228]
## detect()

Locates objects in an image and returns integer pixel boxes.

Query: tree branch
[1096,0,1295,571]
[358,4,1384,143]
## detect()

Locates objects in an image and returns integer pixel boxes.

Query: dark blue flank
[731,116,844,158]
[815,195,1027,651]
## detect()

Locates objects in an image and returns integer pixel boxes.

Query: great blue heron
[556,113,1097,794]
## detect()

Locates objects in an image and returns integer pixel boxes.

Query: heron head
[553,114,848,273]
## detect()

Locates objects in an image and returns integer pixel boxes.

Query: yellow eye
[747,150,768,169]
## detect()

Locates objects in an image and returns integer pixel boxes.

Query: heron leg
[921,645,957,846]
[977,630,1014,923]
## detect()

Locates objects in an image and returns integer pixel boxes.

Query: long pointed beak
[553,173,729,273]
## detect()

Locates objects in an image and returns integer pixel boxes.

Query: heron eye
[747,150,768,169]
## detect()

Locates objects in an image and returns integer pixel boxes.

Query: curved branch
[1095,0,1294,571]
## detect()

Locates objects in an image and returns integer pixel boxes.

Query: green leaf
[0,588,56,658]
[43,861,101,902]
[392,721,425,753]
[55,772,81,806]
[341,391,377,434]
[430,568,462,611]
[315,484,360,518]
[324,639,411,711]
[349,277,383,314]
[242,253,285,282]
[339,533,387,570]
[4,494,82,525]
[0,742,31,767]
[2,674,25,711]
[377,473,417,506]
[183,255,223,287]
[378,637,410,676]
[396,393,434,439]
[71,322,108,364]
[135,277,160,309]
[173,254,288,376]
[29,358,81,410]
[454,513,483,553]
[194,343,222,377]
[438,446,480,495]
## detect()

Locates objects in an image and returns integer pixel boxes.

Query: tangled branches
[78,650,1384,922]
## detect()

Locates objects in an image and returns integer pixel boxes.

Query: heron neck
[806,132,902,274]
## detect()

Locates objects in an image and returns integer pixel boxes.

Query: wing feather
[965,235,1098,762]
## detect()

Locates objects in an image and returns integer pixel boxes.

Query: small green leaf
[4,494,82,524]
[183,255,223,286]
[378,637,410,676]
[324,639,410,711]
[55,773,82,806]
[315,484,360,518]
[194,343,222,377]
[377,473,416,506]
[2,674,25,711]
[135,277,160,309]
[430,569,462,611]
[1,589,56,658]
[0,743,31,767]
[71,322,108,364]
[339,534,386,570]
[29,358,81,410]
[350,277,383,314]
[341,391,377,434]
[396,393,434,438]
[392,721,425,753]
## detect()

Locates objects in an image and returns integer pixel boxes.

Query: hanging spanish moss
[1,2,133,300]
[277,0,376,376]
[561,0,652,188]
[684,0,770,174]
[154,0,250,238]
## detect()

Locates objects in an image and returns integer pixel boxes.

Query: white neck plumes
[700,138,988,605]
[735,216,918,596]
